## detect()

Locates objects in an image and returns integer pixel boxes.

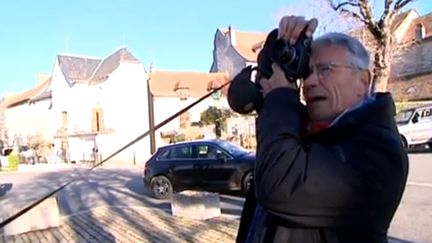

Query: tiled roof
[0,76,51,108]
[89,47,140,84]
[58,55,101,83]
[57,47,140,85]
[149,70,229,98]
[388,72,432,101]
[220,27,267,62]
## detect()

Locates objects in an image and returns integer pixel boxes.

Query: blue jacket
[236,88,408,243]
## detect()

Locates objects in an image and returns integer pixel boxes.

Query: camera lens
[279,46,296,64]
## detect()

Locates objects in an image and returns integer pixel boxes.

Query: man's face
[302,45,371,121]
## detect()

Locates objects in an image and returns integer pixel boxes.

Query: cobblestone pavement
[0,206,239,243]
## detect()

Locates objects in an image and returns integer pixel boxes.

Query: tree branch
[394,0,414,12]
[340,9,368,24]
[358,0,382,36]
[328,0,367,24]
[380,0,393,23]
[331,0,360,9]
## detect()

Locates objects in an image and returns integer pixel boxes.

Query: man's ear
[360,70,372,93]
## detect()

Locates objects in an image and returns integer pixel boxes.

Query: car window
[158,145,194,160]
[395,109,414,124]
[157,149,171,160]
[217,140,250,157]
[195,144,228,159]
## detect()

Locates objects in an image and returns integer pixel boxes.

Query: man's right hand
[278,16,318,45]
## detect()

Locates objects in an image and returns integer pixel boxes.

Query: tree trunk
[372,32,393,93]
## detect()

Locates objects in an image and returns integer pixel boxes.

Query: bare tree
[327,0,416,92]
[273,1,359,35]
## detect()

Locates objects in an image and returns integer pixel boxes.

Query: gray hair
[311,32,370,70]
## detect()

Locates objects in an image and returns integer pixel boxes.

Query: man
[236,16,409,243]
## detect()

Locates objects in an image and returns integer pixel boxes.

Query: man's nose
[303,73,319,90]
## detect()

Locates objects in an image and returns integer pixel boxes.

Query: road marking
[407,181,432,188]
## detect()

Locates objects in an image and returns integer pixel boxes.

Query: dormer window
[415,23,425,40]
[175,87,189,101]
[174,81,189,101]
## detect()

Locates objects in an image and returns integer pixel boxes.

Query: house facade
[0,46,236,165]
[148,69,230,149]
[210,26,267,78]
[387,10,432,110]
[0,75,54,148]
[1,47,153,165]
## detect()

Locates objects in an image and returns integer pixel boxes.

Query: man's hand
[260,16,319,97]
[260,63,298,97]
[278,15,318,44]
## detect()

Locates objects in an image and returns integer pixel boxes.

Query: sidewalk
[0,163,79,173]
[0,206,240,243]
[0,163,144,173]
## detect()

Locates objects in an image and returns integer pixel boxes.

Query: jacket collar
[307,92,397,135]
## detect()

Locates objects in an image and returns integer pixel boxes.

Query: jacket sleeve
[254,88,406,227]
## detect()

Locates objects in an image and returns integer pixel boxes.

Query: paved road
[0,207,239,243]
[0,165,244,220]
[389,152,432,243]
[1,152,431,242]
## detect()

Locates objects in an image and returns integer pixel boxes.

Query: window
[415,23,425,40]
[176,87,189,101]
[92,108,105,132]
[195,144,228,159]
[61,111,68,127]
[179,112,190,129]
[158,145,194,160]
[217,140,249,157]
[395,109,414,124]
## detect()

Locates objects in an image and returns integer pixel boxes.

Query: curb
[406,181,432,188]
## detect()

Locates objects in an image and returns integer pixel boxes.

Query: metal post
[147,76,156,155]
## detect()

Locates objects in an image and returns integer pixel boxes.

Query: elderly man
[236,16,409,243]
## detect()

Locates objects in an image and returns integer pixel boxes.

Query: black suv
[143,139,255,199]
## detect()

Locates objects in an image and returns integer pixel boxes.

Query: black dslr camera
[227,28,312,114]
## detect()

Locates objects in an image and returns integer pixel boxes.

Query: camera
[227,28,312,115]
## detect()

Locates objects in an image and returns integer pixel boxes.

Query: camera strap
[0,79,232,229]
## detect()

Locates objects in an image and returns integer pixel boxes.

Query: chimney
[228,25,237,46]
[36,73,51,85]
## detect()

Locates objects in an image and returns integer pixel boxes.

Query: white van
[396,104,432,149]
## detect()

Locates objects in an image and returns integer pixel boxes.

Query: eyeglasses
[308,63,363,79]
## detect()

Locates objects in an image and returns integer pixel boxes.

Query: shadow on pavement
[0,167,241,242]
[0,183,12,197]
[387,236,415,243]
[3,168,415,242]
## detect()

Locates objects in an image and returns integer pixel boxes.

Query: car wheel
[242,171,253,194]
[150,176,173,200]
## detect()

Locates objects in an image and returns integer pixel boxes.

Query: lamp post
[147,66,156,155]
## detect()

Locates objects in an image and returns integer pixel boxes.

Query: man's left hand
[260,63,298,97]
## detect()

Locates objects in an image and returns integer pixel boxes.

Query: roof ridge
[56,52,102,60]
[86,46,131,82]
[218,27,266,35]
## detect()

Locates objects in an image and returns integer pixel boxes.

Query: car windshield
[395,109,414,124]
[217,140,250,156]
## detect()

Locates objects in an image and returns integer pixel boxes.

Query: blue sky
[0,0,431,95]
